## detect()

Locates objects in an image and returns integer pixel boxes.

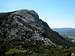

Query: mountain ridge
[0,10,74,55]
[53,28,75,36]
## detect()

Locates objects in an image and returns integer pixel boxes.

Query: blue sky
[0,0,75,28]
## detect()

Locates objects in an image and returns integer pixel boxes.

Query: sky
[0,0,75,28]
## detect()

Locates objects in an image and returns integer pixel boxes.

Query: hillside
[0,9,75,56]
[53,28,75,42]
[53,28,75,36]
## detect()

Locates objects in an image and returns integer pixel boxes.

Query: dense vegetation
[0,44,75,56]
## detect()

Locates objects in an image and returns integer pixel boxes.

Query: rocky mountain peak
[0,9,74,50]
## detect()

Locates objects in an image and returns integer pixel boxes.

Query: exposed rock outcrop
[0,9,74,50]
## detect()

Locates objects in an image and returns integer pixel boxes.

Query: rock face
[0,9,74,49]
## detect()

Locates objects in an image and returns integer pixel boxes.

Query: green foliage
[3,47,75,56]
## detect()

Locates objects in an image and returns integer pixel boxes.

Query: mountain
[53,28,75,36]
[0,9,74,55]
[53,28,75,42]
